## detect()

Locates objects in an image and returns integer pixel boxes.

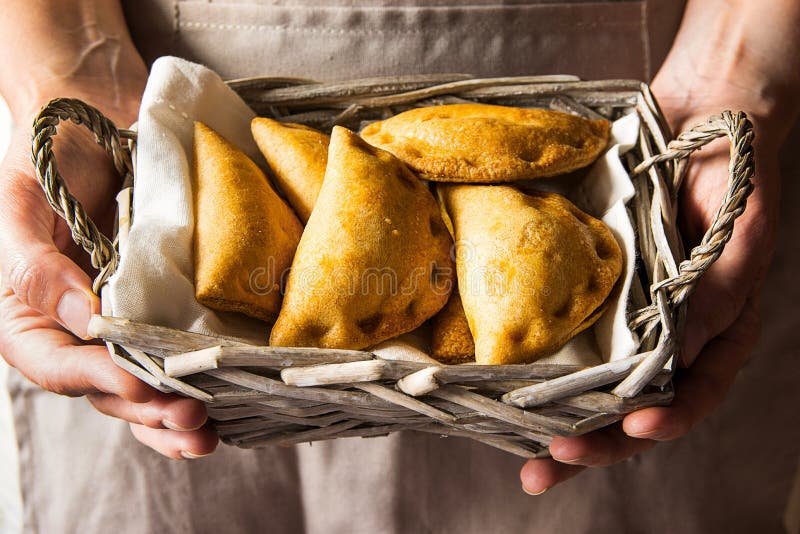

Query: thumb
[0,168,100,339]
[4,248,99,339]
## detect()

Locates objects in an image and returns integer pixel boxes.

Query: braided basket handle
[634,110,755,308]
[30,98,134,290]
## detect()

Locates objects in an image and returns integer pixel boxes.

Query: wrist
[16,78,145,129]
[651,69,796,150]
[3,44,147,127]
[13,76,145,131]
[0,1,148,127]
[652,0,800,146]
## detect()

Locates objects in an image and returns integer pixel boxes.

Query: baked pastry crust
[192,122,303,322]
[251,118,329,223]
[439,184,622,365]
[270,126,454,350]
[361,103,610,183]
[430,289,476,364]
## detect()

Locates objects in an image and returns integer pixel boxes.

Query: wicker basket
[30,75,754,458]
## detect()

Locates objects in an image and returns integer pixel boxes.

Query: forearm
[0,0,147,124]
[654,0,800,143]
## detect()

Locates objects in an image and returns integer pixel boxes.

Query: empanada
[193,122,303,322]
[270,126,454,350]
[361,103,610,183]
[439,184,622,365]
[430,289,475,364]
[251,118,329,223]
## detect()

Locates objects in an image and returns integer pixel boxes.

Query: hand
[518,76,786,494]
[0,96,217,460]
[519,0,800,495]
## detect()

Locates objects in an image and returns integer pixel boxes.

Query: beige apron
[10,1,800,532]
[126,0,686,82]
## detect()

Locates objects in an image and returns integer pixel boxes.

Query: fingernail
[556,457,588,465]
[162,419,194,432]
[181,451,211,460]
[57,290,93,339]
[522,485,548,496]
[627,429,668,440]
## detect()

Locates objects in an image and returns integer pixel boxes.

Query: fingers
[0,288,153,401]
[520,422,657,495]
[520,425,656,495]
[0,167,99,339]
[522,298,760,495]
[521,301,760,493]
[623,299,760,441]
[129,423,219,460]
[87,392,208,431]
[1,283,217,461]
[520,458,585,495]
[0,291,219,464]
[14,340,151,402]
[548,424,657,467]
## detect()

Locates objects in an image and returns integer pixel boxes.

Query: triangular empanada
[193,122,303,322]
[270,126,454,350]
[361,103,609,183]
[439,184,622,365]
[251,118,329,223]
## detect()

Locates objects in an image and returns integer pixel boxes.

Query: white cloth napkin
[108,56,269,344]
[107,56,640,364]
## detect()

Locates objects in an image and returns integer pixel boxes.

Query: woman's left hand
[519,79,785,495]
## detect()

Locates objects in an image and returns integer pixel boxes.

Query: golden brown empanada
[270,126,454,350]
[430,289,475,364]
[439,184,622,365]
[361,103,610,183]
[251,118,329,223]
[193,122,303,322]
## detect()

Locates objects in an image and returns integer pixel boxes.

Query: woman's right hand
[0,96,218,460]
